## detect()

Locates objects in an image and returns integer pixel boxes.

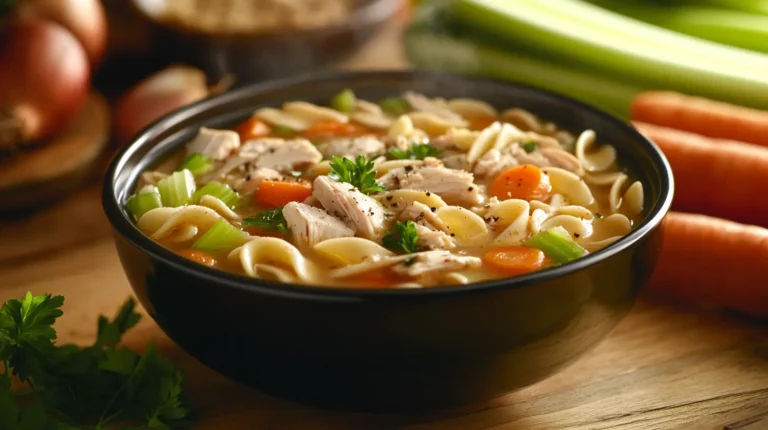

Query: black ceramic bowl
[130,0,402,83]
[103,71,673,412]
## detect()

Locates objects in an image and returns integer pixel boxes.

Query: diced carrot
[301,121,371,141]
[633,122,768,227]
[483,246,550,276]
[488,164,551,201]
[255,180,313,208]
[349,271,399,288]
[469,116,498,131]
[234,117,271,141]
[631,92,768,148]
[178,249,217,267]
[647,212,768,320]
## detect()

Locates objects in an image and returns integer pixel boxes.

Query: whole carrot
[647,212,768,319]
[634,122,768,227]
[631,92,768,148]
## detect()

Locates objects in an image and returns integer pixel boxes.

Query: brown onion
[0,20,90,150]
[15,0,108,67]
[113,66,230,145]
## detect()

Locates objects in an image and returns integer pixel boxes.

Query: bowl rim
[130,0,402,39]
[103,69,674,301]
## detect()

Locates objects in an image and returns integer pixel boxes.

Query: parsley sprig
[328,156,385,195]
[0,292,192,429]
[387,143,442,160]
[242,208,289,234]
[382,221,420,254]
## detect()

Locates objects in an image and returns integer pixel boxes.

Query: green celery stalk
[589,0,768,54]
[451,0,768,110]
[404,26,642,119]
[670,0,768,14]
[527,229,586,265]
[192,218,249,254]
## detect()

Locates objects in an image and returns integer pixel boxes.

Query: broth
[127,91,644,289]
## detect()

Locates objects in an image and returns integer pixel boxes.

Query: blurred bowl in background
[130,0,403,85]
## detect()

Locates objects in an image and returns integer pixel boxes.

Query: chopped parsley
[521,141,538,153]
[382,221,419,254]
[387,143,443,160]
[328,155,385,195]
[594,212,604,220]
[0,292,192,429]
[242,207,289,234]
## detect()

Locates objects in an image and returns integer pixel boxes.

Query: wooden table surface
[2,10,768,430]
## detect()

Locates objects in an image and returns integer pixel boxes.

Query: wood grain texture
[1,9,767,430]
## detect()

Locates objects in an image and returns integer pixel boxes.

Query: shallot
[0,20,90,149]
[113,66,230,144]
[15,0,108,66]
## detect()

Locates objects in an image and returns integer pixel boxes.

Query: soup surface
[126,90,644,288]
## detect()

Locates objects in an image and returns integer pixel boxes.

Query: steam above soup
[125,90,644,288]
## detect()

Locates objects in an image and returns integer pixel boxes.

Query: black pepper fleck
[430,207,436,212]
[468,187,474,191]
[386,195,393,201]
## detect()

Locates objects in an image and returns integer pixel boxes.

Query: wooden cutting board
[1,8,767,430]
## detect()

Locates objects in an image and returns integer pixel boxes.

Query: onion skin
[15,0,108,67]
[0,20,91,149]
[113,66,210,145]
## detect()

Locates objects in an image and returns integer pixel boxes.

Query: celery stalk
[589,0,768,54]
[193,182,240,207]
[452,0,768,109]
[404,27,642,118]
[125,186,162,221]
[672,0,768,14]
[157,169,196,207]
[192,218,250,254]
[527,229,586,264]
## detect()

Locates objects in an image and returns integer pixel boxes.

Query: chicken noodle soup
[126,90,644,288]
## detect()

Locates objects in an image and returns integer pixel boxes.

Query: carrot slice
[255,180,313,208]
[647,212,768,320]
[631,92,768,148]
[234,117,271,141]
[469,116,498,131]
[633,122,768,227]
[301,121,371,141]
[489,164,551,201]
[483,246,550,276]
[178,249,217,267]
[348,271,400,288]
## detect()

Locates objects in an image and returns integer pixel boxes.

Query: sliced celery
[378,97,411,116]
[193,182,240,207]
[330,88,357,113]
[125,186,162,221]
[192,218,249,254]
[452,0,768,110]
[526,229,586,265]
[180,153,213,175]
[157,169,196,207]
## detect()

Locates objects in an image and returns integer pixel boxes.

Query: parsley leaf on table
[242,208,289,234]
[328,155,385,195]
[387,143,442,161]
[0,293,193,429]
[382,221,420,254]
